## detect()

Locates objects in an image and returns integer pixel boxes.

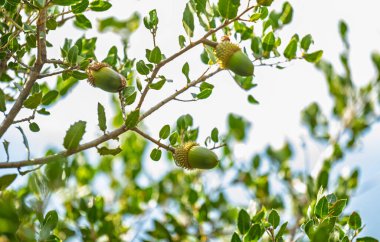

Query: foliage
[0,0,379,241]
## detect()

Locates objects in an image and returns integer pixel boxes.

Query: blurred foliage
[0,0,379,241]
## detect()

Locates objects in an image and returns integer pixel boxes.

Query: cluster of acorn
[86,37,254,170]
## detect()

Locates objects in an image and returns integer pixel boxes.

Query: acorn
[86,62,126,93]
[215,38,254,76]
[174,142,219,170]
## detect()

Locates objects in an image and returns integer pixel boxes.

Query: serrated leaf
[0,88,6,112]
[42,90,59,105]
[349,212,362,230]
[16,126,30,159]
[125,109,140,128]
[315,196,328,218]
[0,174,17,191]
[97,146,122,156]
[182,3,194,37]
[68,45,78,65]
[211,128,219,143]
[63,121,86,150]
[24,92,42,109]
[304,50,323,63]
[218,0,240,19]
[159,125,170,139]
[268,210,280,229]
[150,148,162,161]
[97,102,106,132]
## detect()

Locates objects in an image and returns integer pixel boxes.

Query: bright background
[1,0,380,238]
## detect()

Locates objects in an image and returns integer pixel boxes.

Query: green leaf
[63,121,86,150]
[71,0,88,13]
[231,232,242,242]
[125,91,137,105]
[197,88,212,99]
[169,132,179,146]
[328,199,346,217]
[182,3,194,37]
[42,90,59,105]
[159,125,170,139]
[0,88,6,112]
[247,94,259,104]
[276,222,288,240]
[339,20,349,48]
[74,14,92,29]
[211,128,219,143]
[268,210,280,229]
[125,109,140,128]
[3,140,10,162]
[149,78,166,90]
[182,62,190,83]
[315,196,328,218]
[304,50,323,63]
[68,45,78,65]
[146,47,162,64]
[237,209,251,235]
[301,34,313,51]
[279,2,293,24]
[40,210,59,239]
[51,0,79,6]
[29,122,40,132]
[0,174,17,191]
[150,148,162,161]
[349,211,362,230]
[16,126,30,159]
[97,146,122,156]
[90,0,112,11]
[357,237,379,242]
[24,92,42,109]
[46,18,58,30]
[97,102,107,132]
[143,9,158,29]
[262,31,275,52]
[284,38,298,60]
[102,46,118,66]
[136,60,150,75]
[179,35,186,48]
[218,0,240,19]
[251,36,262,57]
[244,224,263,241]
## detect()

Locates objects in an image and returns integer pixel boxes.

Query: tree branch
[38,65,79,79]
[0,7,48,139]
[132,127,175,153]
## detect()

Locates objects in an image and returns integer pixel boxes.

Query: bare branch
[13,110,36,124]
[210,143,226,150]
[132,128,175,153]
[38,65,79,79]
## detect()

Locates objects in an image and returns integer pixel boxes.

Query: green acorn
[86,62,126,93]
[173,142,219,170]
[215,40,254,76]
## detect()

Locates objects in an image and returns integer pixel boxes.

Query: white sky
[1,0,380,238]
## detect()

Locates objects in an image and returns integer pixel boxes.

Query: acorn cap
[215,40,254,76]
[86,62,126,93]
[173,142,219,170]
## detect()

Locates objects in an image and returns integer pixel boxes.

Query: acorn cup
[173,142,219,170]
[215,40,254,76]
[86,62,126,93]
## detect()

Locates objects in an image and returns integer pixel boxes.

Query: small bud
[174,142,219,170]
[86,62,126,93]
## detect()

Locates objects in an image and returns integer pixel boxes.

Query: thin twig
[37,65,79,79]
[13,109,36,124]
[174,98,197,102]
[132,128,175,153]
[210,143,226,150]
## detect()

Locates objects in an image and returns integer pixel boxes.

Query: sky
[1,0,380,239]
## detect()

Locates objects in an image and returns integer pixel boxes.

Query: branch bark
[0,7,48,139]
